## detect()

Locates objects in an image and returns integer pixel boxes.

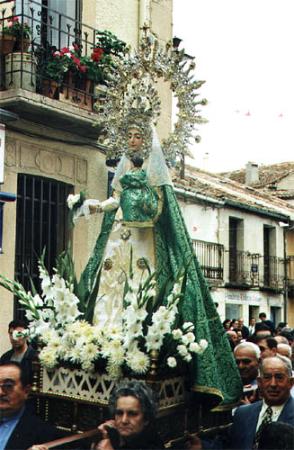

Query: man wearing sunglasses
[0,362,62,450]
[0,320,37,383]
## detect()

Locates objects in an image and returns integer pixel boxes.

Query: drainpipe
[283,225,288,322]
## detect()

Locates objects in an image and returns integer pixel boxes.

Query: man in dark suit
[0,361,63,450]
[0,320,37,383]
[229,355,294,450]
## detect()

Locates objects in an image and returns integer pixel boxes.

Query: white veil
[111,126,173,192]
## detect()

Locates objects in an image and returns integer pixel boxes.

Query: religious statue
[73,31,242,409]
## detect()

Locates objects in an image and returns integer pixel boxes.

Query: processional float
[0,28,242,446]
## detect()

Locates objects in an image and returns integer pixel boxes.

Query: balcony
[0,0,117,138]
[262,256,285,291]
[227,251,261,288]
[192,239,224,280]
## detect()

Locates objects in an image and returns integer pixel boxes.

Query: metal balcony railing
[192,239,224,280]
[263,255,285,290]
[286,255,294,295]
[228,251,261,287]
[0,0,105,109]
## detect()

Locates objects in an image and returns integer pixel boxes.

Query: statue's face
[128,128,143,151]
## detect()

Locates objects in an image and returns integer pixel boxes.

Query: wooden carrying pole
[42,428,102,448]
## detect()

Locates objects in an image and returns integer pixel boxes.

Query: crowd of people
[0,315,293,450]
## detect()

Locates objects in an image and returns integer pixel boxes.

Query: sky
[173,0,294,173]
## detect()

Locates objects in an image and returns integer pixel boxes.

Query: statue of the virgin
[75,33,242,409]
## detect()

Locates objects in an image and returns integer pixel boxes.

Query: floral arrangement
[0,250,208,378]
[2,16,31,39]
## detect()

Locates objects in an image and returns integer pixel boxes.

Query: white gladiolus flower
[52,274,66,289]
[126,321,143,337]
[172,282,181,295]
[41,276,52,296]
[167,356,177,368]
[145,330,163,352]
[184,354,192,362]
[124,292,137,305]
[155,321,171,335]
[32,294,43,307]
[67,194,80,209]
[25,310,35,321]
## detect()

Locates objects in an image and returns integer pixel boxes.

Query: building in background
[175,166,294,327]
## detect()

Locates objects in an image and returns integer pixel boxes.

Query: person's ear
[24,384,31,398]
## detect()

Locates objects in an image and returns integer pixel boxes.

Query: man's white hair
[277,343,292,358]
[234,341,261,359]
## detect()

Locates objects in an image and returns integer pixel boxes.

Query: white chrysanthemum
[107,345,125,365]
[81,343,99,362]
[127,350,150,374]
[42,328,60,344]
[39,347,58,369]
[67,347,82,363]
[172,329,183,340]
[81,361,95,372]
[189,342,201,353]
[167,356,177,368]
[106,362,122,380]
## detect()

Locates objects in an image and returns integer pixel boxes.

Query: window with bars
[14,174,72,319]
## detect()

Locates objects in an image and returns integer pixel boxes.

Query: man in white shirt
[229,355,294,450]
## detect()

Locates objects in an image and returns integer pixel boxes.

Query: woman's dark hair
[258,422,294,449]
[109,380,158,423]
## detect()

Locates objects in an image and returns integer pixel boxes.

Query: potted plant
[35,44,68,99]
[59,43,106,110]
[1,16,31,53]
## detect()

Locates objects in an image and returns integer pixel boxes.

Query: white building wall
[178,199,219,242]
[178,198,285,327]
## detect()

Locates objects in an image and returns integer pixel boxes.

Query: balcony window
[192,239,224,280]
[0,0,116,112]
